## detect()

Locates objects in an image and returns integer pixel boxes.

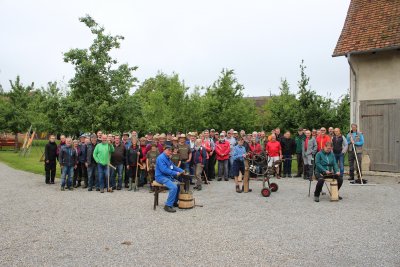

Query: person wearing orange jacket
[215,133,231,181]
[316,127,331,152]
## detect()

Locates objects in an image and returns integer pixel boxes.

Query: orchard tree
[63,15,138,133]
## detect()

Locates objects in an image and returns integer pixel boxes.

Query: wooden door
[360,99,400,172]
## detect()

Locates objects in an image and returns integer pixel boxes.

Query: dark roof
[245,96,270,108]
[333,0,400,57]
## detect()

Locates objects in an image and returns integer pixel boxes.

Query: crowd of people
[44,124,365,211]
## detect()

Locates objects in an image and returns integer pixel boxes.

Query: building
[333,0,400,172]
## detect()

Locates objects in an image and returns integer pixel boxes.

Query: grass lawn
[0,141,62,178]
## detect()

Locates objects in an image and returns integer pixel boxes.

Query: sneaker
[314,196,319,202]
[164,205,176,213]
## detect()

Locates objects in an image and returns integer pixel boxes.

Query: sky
[0,0,350,99]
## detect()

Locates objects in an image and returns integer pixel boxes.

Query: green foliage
[63,15,138,133]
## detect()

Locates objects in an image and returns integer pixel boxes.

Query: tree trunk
[14,133,19,152]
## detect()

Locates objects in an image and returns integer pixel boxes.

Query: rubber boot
[128,178,133,191]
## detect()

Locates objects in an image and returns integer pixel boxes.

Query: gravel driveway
[0,162,399,267]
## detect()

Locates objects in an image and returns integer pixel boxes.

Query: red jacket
[316,134,331,152]
[215,141,230,161]
[249,143,262,155]
[202,140,212,159]
[140,145,147,163]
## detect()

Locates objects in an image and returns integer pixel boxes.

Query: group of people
[44,124,365,211]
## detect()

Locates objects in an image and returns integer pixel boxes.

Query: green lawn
[0,141,62,178]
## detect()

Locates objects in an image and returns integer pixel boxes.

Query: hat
[178,134,186,139]
[147,131,153,135]
[159,133,166,139]
[164,145,172,150]
[79,134,86,138]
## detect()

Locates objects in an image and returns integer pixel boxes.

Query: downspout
[347,53,357,126]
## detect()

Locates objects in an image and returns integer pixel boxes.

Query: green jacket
[315,150,339,174]
[93,143,114,166]
[295,134,306,154]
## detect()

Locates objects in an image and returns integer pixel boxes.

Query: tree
[63,15,138,133]
[262,78,299,132]
[135,72,188,133]
[204,69,257,131]
[5,76,34,150]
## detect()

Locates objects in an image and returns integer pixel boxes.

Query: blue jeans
[97,164,108,190]
[228,156,235,178]
[110,163,123,188]
[156,176,180,207]
[61,166,74,188]
[180,161,190,173]
[334,153,344,178]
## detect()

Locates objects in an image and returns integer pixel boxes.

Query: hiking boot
[217,178,222,181]
[164,205,176,213]
[61,187,65,191]
[173,203,179,207]
[96,188,100,191]
[117,186,121,190]
[88,188,92,192]
[236,185,242,193]
[125,184,129,188]
[314,196,320,202]
[224,178,229,181]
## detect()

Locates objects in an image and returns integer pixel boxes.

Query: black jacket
[59,146,78,167]
[126,145,143,166]
[111,144,126,166]
[280,137,296,155]
[45,142,57,162]
[86,143,97,166]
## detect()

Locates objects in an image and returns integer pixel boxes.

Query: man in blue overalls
[155,145,184,213]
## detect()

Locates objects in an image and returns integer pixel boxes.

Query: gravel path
[0,162,399,267]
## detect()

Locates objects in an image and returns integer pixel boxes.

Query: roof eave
[332,45,400,58]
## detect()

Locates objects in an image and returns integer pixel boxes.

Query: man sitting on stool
[314,142,342,202]
[155,145,184,212]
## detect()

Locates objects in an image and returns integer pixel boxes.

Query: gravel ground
[0,162,399,267]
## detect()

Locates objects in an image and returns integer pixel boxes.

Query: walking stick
[308,178,312,197]
[202,169,209,184]
[352,143,363,184]
[134,152,140,192]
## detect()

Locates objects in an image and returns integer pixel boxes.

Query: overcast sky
[0,0,350,99]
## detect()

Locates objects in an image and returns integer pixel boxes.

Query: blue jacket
[233,145,246,161]
[346,132,364,147]
[155,152,184,181]
[192,147,207,165]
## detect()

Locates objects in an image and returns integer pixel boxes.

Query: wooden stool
[324,178,339,201]
[152,181,166,210]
